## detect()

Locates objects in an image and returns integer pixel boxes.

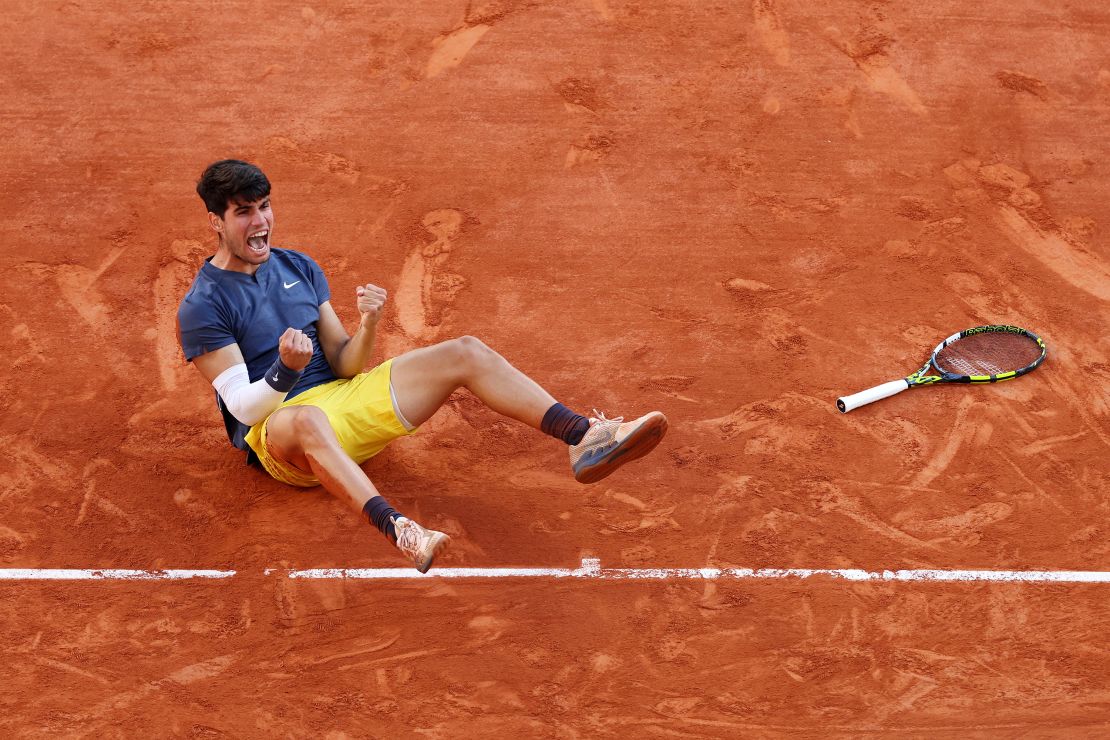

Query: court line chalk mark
[4,560,1110,583]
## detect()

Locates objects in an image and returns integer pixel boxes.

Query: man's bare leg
[265,405,380,511]
[264,405,447,572]
[264,336,565,513]
[389,335,556,428]
[260,336,564,569]
[390,335,667,482]
[260,335,665,570]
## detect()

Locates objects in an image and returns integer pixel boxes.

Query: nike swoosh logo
[284,281,301,289]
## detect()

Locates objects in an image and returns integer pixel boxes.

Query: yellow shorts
[244,358,417,488]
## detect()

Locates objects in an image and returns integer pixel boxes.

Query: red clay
[2,0,1109,735]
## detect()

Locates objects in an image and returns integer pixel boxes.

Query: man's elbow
[229,405,268,427]
[334,369,358,380]
[327,355,357,379]
[325,341,353,378]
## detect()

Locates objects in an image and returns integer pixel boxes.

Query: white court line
[2,560,1110,582]
[0,569,235,580]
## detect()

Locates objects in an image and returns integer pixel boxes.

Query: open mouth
[247,229,269,254]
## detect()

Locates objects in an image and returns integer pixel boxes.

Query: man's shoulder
[272,246,320,270]
[177,263,226,322]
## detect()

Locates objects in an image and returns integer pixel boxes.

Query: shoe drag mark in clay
[944,159,1110,302]
[908,396,990,489]
[554,77,602,115]
[565,132,615,169]
[995,70,1051,100]
[425,1,527,78]
[55,241,127,334]
[152,240,208,392]
[393,209,470,344]
[264,136,364,185]
[753,0,790,67]
[825,25,927,116]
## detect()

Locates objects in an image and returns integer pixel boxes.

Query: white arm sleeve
[212,363,291,426]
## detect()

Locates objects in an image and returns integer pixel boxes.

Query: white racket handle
[837,379,910,413]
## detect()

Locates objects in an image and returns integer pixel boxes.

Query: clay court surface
[2,0,1110,735]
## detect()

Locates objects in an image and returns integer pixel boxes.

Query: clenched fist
[356,284,388,328]
[278,327,313,371]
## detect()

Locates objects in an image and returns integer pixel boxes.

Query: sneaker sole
[416,533,451,574]
[574,412,668,484]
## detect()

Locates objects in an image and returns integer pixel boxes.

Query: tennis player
[176,160,668,572]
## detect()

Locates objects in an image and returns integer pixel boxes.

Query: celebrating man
[177,160,667,572]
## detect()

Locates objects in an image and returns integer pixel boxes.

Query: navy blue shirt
[177,248,337,455]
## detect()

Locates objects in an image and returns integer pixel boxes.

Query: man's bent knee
[450,335,496,368]
[288,406,339,450]
[263,405,337,474]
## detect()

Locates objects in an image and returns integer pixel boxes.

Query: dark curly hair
[196,159,271,217]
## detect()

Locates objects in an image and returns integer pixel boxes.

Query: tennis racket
[837,325,1047,413]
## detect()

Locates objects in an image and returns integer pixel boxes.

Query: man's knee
[450,335,496,368]
[289,406,338,450]
[437,335,499,372]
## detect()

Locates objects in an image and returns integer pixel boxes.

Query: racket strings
[934,332,1042,376]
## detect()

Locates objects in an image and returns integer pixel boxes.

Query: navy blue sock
[541,402,591,445]
[363,497,402,543]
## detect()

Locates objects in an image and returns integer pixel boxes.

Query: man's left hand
[356,283,388,329]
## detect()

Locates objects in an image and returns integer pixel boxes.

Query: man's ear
[208,211,224,233]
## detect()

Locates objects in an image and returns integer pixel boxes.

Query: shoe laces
[393,517,422,557]
[570,409,624,464]
[592,409,623,426]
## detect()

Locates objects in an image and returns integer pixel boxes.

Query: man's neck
[210,244,261,275]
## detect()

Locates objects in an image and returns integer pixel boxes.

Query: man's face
[211,195,273,268]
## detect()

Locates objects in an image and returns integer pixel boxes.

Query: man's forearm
[334,323,377,378]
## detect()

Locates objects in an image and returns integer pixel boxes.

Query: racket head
[926,325,1046,384]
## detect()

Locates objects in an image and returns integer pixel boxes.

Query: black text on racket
[836,325,1046,413]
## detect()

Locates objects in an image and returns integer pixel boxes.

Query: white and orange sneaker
[569,410,668,484]
[392,516,450,573]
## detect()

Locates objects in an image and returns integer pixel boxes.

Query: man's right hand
[279,327,314,371]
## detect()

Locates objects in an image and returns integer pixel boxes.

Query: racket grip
[836,380,909,413]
